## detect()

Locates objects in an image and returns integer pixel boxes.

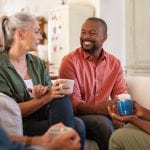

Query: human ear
[15,29,24,40]
[102,34,108,42]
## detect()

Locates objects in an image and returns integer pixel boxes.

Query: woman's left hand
[27,84,49,99]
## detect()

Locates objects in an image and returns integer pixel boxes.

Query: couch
[85,76,150,149]
[0,92,23,135]
[0,76,149,150]
[126,76,150,110]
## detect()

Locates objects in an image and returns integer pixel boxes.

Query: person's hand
[94,99,117,115]
[107,104,125,128]
[48,130,81,150]
[54,79,70,92]
[34,81,68,104]
[133,101,150,121]
[41,123,65,145]
[27,84,49,99]
[133,101,145,117]
[46,80,70,100]
[108,104,138,126]
[42,123,81,150]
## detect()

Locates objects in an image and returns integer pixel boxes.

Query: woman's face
[20,20,42,52]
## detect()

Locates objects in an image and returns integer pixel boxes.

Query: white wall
[0,0,60,16]
[0,0,94,17]
[99,0,126,68]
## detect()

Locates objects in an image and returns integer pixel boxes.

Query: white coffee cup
[56,79,75,94]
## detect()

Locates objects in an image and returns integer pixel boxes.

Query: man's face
[80,20,107,54]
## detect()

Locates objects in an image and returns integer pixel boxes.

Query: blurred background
[0,0,150,76]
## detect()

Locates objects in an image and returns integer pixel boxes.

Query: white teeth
[84,41,91,45]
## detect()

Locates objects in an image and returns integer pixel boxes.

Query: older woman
[0,12,85,150]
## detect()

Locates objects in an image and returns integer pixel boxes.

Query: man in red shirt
[59,17,128,150]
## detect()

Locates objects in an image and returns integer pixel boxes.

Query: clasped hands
[27,80,70,99]
[39,123,81,150]
[107,100,145,128]
[94,97,145,128]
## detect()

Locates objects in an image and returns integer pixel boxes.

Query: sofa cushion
[127,76,150,110]
[0,93,23,135]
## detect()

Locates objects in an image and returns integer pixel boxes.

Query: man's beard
[81,42,97,54]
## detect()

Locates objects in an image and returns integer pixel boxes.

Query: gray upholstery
[0,92,23,135]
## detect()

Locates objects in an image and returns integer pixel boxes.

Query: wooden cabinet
[36,16,47,44]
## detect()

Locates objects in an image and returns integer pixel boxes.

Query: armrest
[127,76,150,110]
[0,93,23,135]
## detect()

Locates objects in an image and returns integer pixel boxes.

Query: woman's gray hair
[0,12,36,49]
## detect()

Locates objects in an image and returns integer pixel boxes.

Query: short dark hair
[86,17,107,34]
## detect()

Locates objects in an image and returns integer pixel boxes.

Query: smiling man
[59,17,128,150]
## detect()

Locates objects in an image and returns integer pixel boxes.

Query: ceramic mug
[117,99,133,116]
[57,79,75,95]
